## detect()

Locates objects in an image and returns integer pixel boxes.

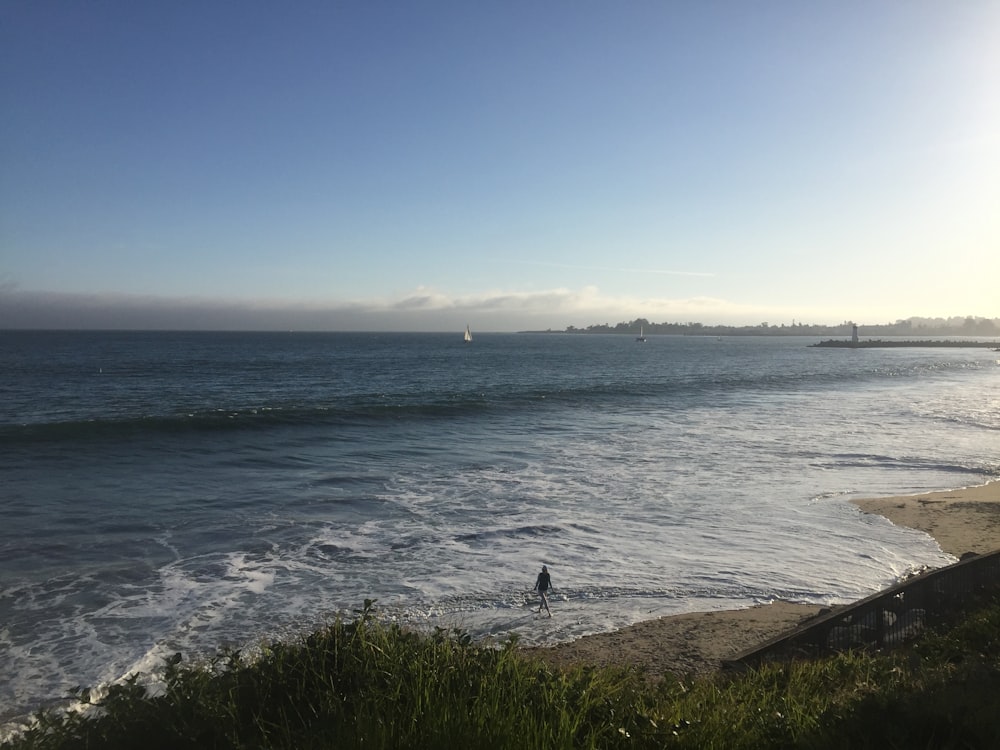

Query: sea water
[1,330,998,727]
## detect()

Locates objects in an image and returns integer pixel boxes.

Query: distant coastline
[522,315,1000,339]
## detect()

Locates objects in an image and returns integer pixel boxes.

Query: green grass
[5,597,999,749]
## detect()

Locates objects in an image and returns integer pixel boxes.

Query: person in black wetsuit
[533,565,553,616]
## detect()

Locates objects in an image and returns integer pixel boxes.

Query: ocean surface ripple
[1,330,998,727]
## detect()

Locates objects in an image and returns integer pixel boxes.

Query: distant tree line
[548,316,1000,337]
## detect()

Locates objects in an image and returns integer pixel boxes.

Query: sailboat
[464,324,473,343]
[635,325,646,342]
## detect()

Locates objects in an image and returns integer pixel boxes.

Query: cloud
[0,286,852,332]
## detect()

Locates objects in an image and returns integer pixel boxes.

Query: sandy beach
[852,482,1000,558]
[525,482,1000,678]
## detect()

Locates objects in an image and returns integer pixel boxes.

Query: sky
[1,1,998,332]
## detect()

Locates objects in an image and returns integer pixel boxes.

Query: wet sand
[524,482,1000,678]
[852,481,1000,558]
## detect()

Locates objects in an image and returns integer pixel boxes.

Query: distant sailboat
[636,325,646,342]
[464,324,473,343]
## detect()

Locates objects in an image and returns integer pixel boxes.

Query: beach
[525,482,1000,678]
[852,482,1000,558]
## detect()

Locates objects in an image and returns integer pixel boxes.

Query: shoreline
[525,482,1000,678]
[851,481,1000,558]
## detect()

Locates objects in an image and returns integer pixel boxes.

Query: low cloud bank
[0,287,840,332]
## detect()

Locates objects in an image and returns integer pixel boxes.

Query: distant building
[852,324,859,344]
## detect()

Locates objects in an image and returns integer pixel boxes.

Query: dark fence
[724,549,1000,670]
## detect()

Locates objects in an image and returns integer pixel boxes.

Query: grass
[4,597,999,749]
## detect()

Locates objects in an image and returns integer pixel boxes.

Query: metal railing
[724,549,1000,670]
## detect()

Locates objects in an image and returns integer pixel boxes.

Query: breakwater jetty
[813,322,999,349]
[813,339,999,349]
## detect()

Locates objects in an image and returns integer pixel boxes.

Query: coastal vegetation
[5,597,998,750]
[545,316,1000,338]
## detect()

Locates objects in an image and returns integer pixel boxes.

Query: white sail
[464,325,473,343]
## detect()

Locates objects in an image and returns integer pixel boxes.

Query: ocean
[1,330,998,728]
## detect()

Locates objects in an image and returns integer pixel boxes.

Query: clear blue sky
[2,1,997,331]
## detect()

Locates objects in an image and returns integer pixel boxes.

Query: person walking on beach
[533,565,553,617]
